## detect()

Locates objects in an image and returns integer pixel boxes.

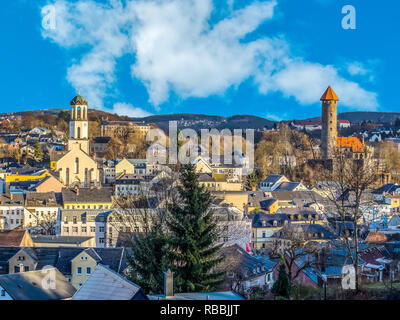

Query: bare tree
[109,172,180,246]
[271,224,318,284]
[315,150,378,291]
[27,212,57,235]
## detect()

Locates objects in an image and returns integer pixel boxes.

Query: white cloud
[262,59,378,110]
[347,62,369,76]
[110,102,152,118]
[41,0,379,112]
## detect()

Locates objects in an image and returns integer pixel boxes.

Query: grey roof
[31,235,94,245]
[60,209,112,222]
[62,187,112,203]
[261,174,285,185]
[0,247,20,274]
[389,214,400,227]
[0,193,24,206]
[274,181,302,191]
[249,212,322,228]
[92,136,111,144]
[72,264,147,300]
[273,223,335,240]
[373,184,400,195]
[259,198,278,210]
[214,244,273,279]
[25,192,58,207]
[0,268,76,300]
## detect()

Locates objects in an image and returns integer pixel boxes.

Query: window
[81,227,87,233]
[72,227,78,233]
[63,227,69,233]
[90,226,96,233]
[74,157,79,174]
[99,227,105,233]
[86,267,91,275]
[99,238,105,244]
[24,266,29,272]
[77,267,82,275]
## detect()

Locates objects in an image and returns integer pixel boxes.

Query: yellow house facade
[115,158,135,177]
[70,250,98,289]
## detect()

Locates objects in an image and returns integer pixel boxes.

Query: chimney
[326,242,331,254]
[321,247,326,273]
[164,270,174,297]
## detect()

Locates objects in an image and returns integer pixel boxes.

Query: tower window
[77,127,81,139]
[75,158,79,174]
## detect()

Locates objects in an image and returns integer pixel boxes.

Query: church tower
[68,94,89,154]
[320,86,339,159]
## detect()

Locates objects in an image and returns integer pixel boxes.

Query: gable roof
[0,229,29,247]
[214,244,275,279]
[274,181,303,191]
[0,268,76,300]
[261,174,287,185]
[25,192,58,207]
[72,264,148,300]
[62,187,112,203]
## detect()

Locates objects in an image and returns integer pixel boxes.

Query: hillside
[299,112,400,125]
[2,109,399,130]
[131,113,275,131]
[337,112,400,124]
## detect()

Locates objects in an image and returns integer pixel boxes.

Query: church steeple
[68,94,89,154]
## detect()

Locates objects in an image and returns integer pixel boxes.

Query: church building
[53,95,100,187]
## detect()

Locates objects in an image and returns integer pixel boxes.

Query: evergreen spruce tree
[33,141,44,162]
[127,230,169,294]
[271,256,291,298]
[167,164,224,293]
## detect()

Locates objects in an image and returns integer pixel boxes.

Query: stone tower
[68,94,90,154]
[320,86,339,159]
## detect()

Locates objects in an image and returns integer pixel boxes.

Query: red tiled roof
[320,86,339,101]
[365,232,387,244]
[337,137,365,153]
[0,228,26,246]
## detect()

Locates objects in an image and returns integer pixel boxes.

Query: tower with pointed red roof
[320,86,339,159]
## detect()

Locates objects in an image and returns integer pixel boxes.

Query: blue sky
[0,0,398,120]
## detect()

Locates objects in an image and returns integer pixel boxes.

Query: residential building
[0,229,33,247]
[199,173,243,192]
[213,244,277,295]
[61,187,113,210]
[0,268,76,300]
[72,264,148,300]
[0,194,26,230]
[23,192,60,233]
